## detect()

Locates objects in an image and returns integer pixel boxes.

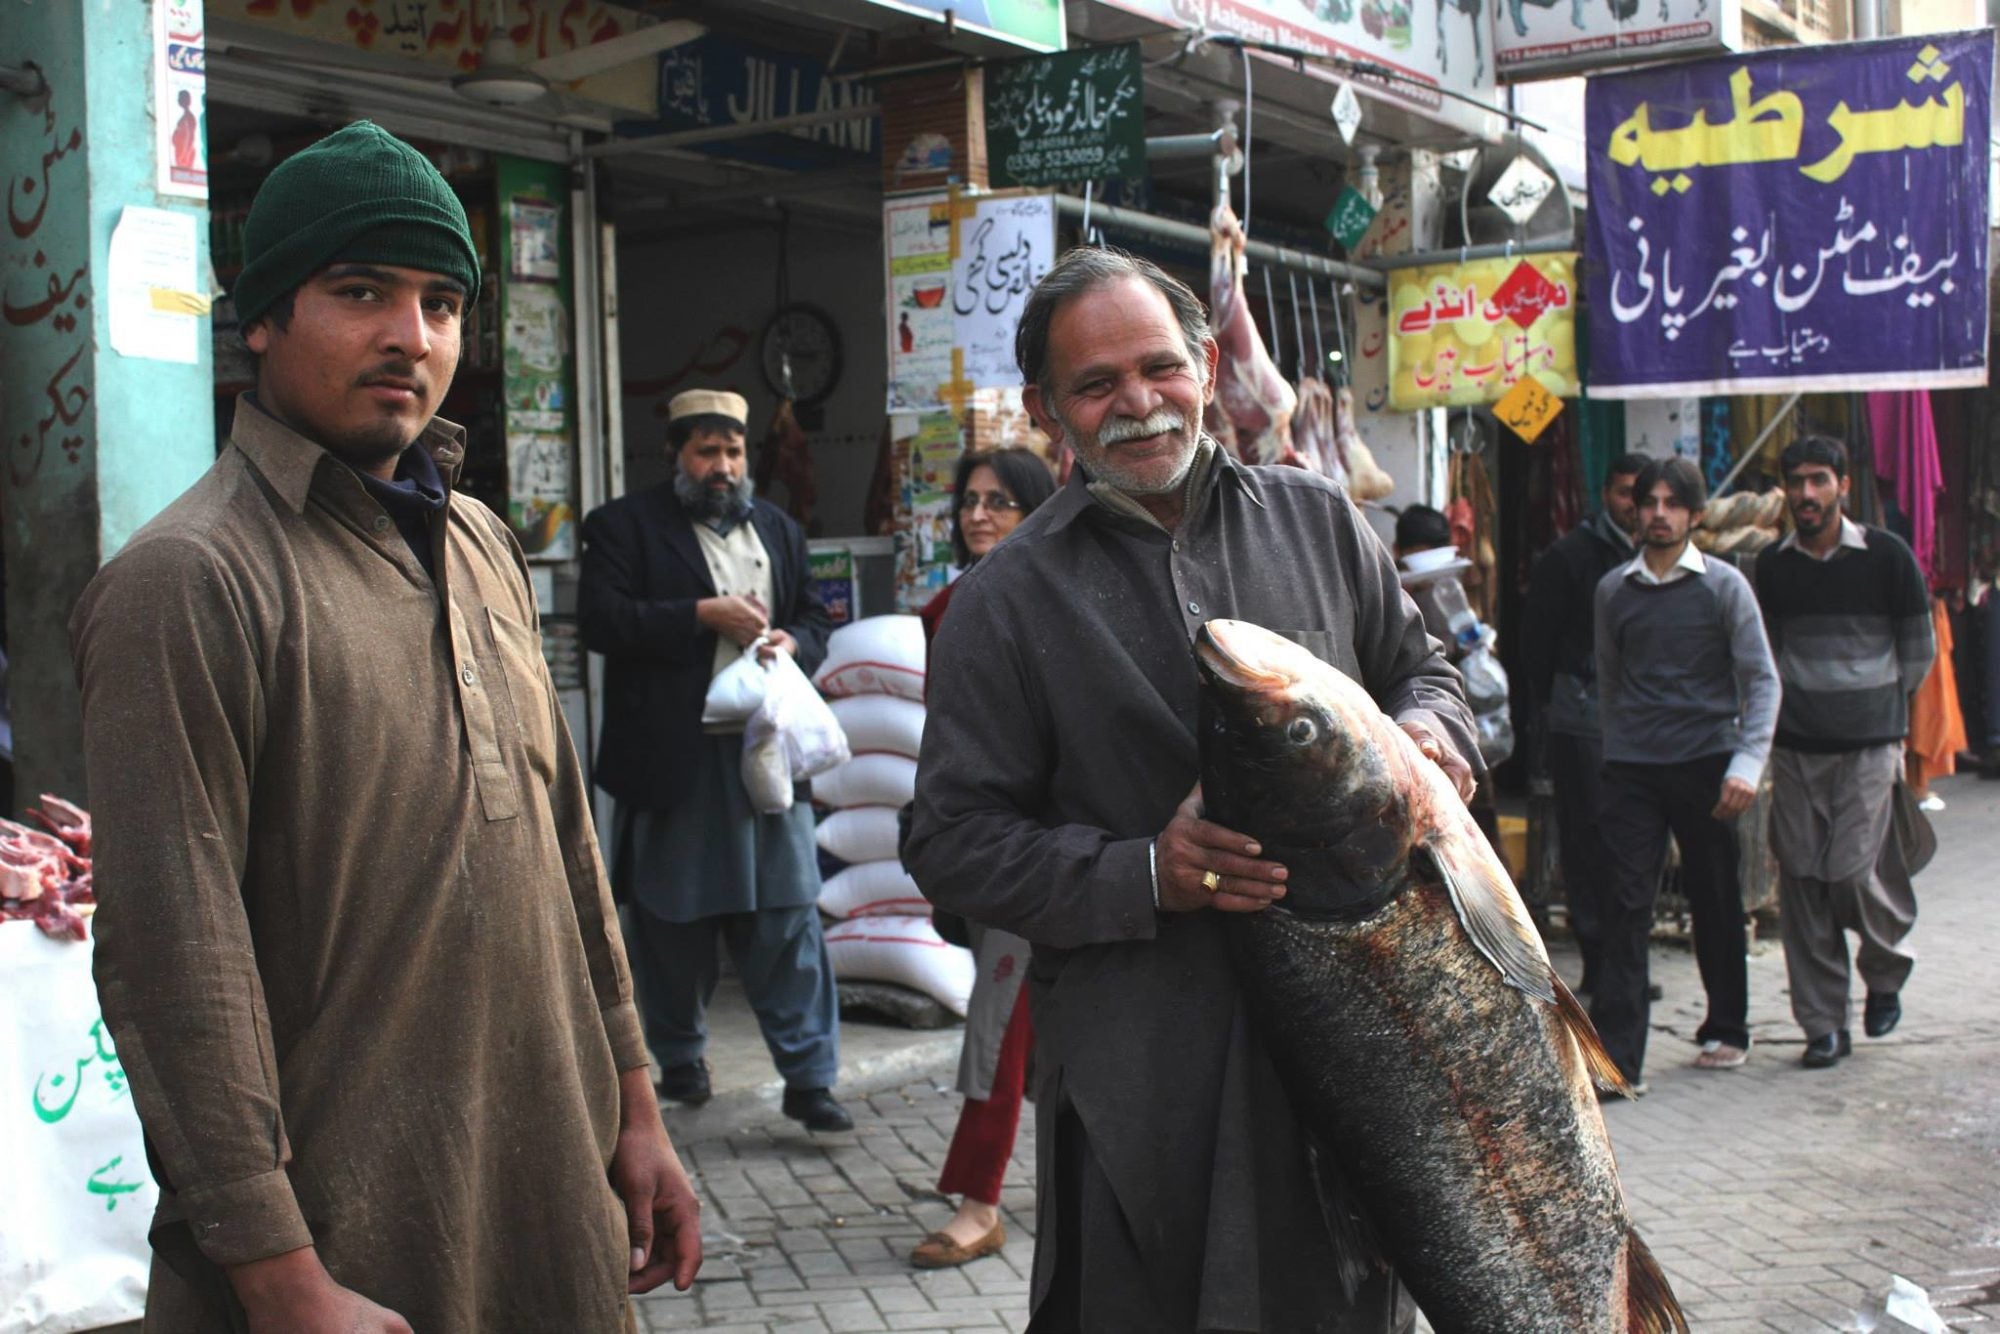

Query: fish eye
[1286,717,1318,745]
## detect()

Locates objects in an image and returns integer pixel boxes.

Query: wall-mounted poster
[1584,30,1992,398]
[509,198,562,282]
[1496,0,1741,82]
[883,191,1054,411]
[497,156,577,560]
[1387,254,1580,409]
[154,0,207,198]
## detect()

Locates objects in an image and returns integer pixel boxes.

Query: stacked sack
[811,616,974,1018]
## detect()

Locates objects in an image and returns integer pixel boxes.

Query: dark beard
[674,467,754,520]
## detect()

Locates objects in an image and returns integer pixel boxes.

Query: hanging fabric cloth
[1866,390,1946,580]
[1908,597,1967,795]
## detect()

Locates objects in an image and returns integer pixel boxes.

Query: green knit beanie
[234,120,481,327]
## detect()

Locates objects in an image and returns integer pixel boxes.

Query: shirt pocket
[487,606,559,785]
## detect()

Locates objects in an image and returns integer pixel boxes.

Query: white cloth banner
[0,926,155,1334]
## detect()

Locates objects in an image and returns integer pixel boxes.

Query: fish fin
[1552,972,1634,1096]
[1625,1227,1691,1334]
[1423,835,1557,1006]
[1305,1136,1387,1303]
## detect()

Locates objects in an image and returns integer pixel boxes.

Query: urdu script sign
[1583,30,1992,398]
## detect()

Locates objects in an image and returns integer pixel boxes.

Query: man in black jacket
[1519,451,1650,994]
[579,389,850,1132]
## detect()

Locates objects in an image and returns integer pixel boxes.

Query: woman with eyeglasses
[909,447,1057,1269]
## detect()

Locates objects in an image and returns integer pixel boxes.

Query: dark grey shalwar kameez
[907,443,1478,1334]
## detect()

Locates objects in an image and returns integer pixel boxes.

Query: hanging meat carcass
[1289,378,1347,486]
[1334,385,1396,502]
[755,398,818,531]
[1208,205,1298,464]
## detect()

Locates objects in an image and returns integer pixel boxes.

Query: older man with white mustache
[907,246,1478,1334]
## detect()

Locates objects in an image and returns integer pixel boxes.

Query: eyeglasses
[960,491,1024,515]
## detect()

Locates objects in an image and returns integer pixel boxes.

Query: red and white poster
[154,0,207,199]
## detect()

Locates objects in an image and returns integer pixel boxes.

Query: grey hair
[1014,245,1211,397]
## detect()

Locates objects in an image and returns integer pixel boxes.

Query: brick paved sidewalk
[638,773,2000,1333]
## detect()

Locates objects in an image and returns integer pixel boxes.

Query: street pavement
[635,773,2000,1333]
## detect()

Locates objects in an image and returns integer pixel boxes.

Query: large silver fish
[1194,618,1688,1334]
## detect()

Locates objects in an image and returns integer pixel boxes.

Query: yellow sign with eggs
[1386,254,1580,411]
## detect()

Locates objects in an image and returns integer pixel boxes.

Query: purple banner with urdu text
[1584,30,1992,399]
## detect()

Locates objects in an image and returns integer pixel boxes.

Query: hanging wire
[1081,179,1095,244]
[1261,267,1281,374]
[1306,277,1325,374]
[1287,271,1306,382]
[1239,42,1254,234]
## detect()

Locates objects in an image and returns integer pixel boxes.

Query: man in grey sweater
[1593,457,1781,1090]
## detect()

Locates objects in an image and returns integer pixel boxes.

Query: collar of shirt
[229,392,467,513]
[1622,539,1707,586]
[1594,510,1636,550]
[355,442,448,522]
[1043,436,1263,537]
[701,503,755,538]
[1775,514,1868,561]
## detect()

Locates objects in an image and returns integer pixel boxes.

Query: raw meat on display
[1208,204,1298,465]
[1,796,97,941]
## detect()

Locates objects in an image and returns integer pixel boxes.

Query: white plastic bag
[742,650,853,815]
[702,636,770,725]
[0,926,155,1334]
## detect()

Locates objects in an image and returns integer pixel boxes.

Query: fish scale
[1195,618,1687,1334]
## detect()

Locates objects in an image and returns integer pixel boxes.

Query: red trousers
[936,986,1035,1205]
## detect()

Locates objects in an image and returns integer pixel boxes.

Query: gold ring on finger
[1201,870,1222,893]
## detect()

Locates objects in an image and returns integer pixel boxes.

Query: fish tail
[1625,1227,1690,1333]
[1552,972,1633,1096]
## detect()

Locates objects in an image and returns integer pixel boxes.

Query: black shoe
[1800,1030,1852,1069]
[782,1087,854,1132]
[1864,992,1902,1038]
[656,1060,712,1106]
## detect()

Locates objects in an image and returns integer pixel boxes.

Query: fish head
[1194,619,1403,846]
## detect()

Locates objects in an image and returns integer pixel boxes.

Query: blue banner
[1584,30,1991,398]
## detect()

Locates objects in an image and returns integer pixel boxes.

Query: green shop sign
[986,42,1145,188]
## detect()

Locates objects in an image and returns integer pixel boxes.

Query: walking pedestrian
[70,121,701,1333]
[1593,457,1780,1089]
[579,389,852,1132]
[909,448,1057,1270]
[906,245,1475,1332]
[1754,435,1933,1068]
[1520,453,1651,994]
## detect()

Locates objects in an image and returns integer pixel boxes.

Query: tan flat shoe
[910,1220,1006,1269]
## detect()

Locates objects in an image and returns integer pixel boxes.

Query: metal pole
[1145,129,1228,159]
[586,104,883,157]
[1373,237,1575,272]
[1712,392,1803,498]
[1051,194,1386,290]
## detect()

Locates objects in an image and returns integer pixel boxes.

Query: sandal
[1693,1040,1747,1069]
[910,1220,1006,1269]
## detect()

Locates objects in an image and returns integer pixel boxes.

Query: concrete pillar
[1,0,213,810]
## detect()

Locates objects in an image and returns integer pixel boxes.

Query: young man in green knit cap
[71,121,701,1333]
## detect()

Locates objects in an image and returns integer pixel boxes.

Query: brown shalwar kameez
[70,398,649,1333]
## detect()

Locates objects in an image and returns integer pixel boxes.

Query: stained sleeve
[904,571,1158,951]
[70,538,313,1268]
[1719,567,1781,787]
[577,504,706,665]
